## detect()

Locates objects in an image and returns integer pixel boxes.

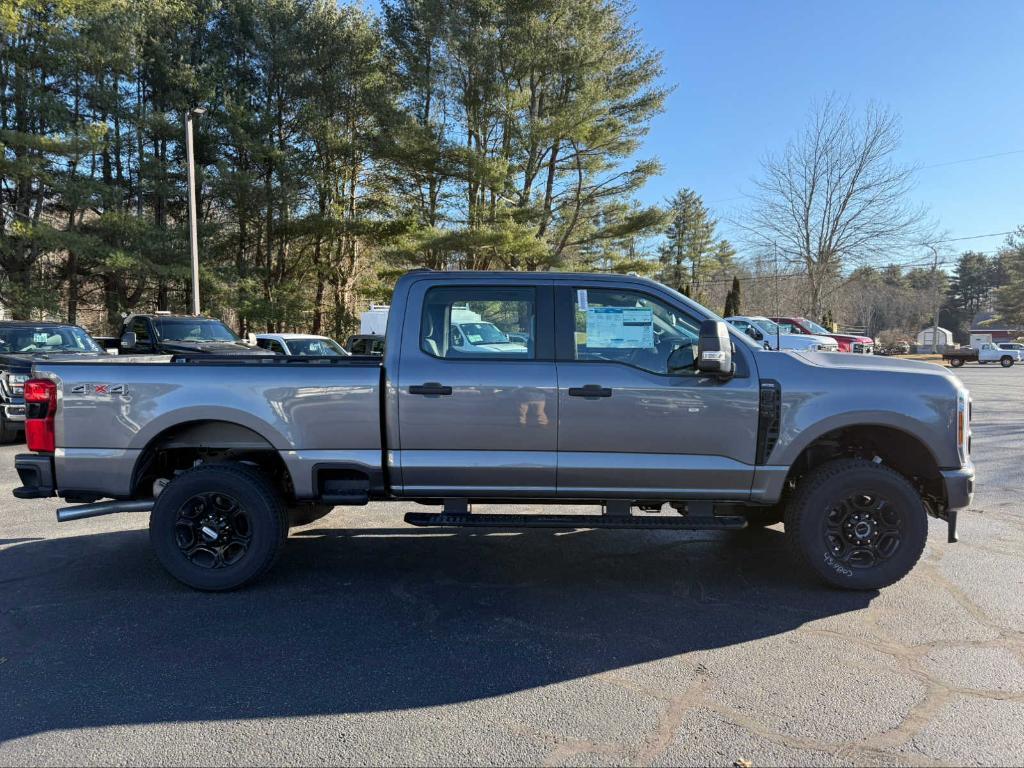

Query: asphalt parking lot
[1,365,1022,766]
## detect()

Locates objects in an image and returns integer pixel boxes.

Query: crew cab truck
[942,343,1023,368]
[13,271,974,592]
[1,321,107,443]
[113,313,275,356]
[770,316,874,354]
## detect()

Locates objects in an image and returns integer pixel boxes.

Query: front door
[395,282,557,497]
[555,283,760,500]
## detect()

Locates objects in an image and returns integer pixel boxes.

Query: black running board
[403,512,747,530]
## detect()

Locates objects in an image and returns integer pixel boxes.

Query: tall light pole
[185,107,206,316]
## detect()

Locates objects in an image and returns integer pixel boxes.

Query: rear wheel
[785,458,928,590]
[1000,355,1014,368]
[150,462,286,591]
[948,357,964,368]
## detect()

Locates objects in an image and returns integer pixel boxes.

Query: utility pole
[928,244,941,353]
[185,107,206,316]
[774,241,781,351]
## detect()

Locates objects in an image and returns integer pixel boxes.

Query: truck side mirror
[246,332,258,346]
[745,326,763,341]
[120,331,137,349]
[697,320,734,380]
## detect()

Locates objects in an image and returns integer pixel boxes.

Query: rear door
[554,283,760,500]
[394,280,557,496]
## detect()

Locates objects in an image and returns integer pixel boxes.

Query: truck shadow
[0,523,873,740]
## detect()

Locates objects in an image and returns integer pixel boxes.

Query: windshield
[286,338,347,356]
[752,318,781,336]
[799,317,831,335]
[154,318,240,342]
[0,325,102,354]
[457,322,509,345]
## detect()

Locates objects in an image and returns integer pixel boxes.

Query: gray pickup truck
[13,270,974,591]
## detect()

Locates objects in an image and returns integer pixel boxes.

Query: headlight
[5,373,27,394]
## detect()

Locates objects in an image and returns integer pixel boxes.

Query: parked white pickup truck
[943,343,1024,368]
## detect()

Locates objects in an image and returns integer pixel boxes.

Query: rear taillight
[24,378,57,453]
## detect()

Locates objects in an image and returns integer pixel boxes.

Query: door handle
[568,384,612,398]
[409,382,453,396]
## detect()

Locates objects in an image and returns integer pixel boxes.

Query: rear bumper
[942,464,975,510]
[13,453,56,499]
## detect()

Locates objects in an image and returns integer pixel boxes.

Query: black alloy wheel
[174,491,252,569]
[824,493,901,570]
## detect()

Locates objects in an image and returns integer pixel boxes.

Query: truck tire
[1000,356,1014,368]
[784,458,928,590]
[948,357,964,368]
[0,415,21,444]
[149,462,287,591]
[287,503,334,528]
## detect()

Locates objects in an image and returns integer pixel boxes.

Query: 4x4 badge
[70,383,128,395]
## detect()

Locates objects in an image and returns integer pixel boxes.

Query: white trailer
[359,304,389,336]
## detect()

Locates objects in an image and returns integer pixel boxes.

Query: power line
[927,231,1015,244]
[704,149,1024,207]
[919,149,1024,170]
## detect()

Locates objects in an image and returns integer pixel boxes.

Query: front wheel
[150,462,287,591]
[948,357,964,368]
[785,458,928,590]
[1001,356,1014,368]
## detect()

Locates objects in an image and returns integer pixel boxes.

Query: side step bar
[404,511,747,531]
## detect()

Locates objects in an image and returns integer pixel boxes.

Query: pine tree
[995,229,1024,325]
[723,275,741,317]
[381,0,669,271]
[657,188,734,305]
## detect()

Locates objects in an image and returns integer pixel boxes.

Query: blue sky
[631,0,1024,260]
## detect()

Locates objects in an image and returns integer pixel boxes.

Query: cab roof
[256,333,334,340]
[0,320,83,328]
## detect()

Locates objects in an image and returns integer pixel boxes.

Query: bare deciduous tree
[743,96,930,317]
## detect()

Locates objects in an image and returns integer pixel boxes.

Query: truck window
[571,288,701,375]
[421,287,535,359]
[131,318,151,343]
[257,339,286,354]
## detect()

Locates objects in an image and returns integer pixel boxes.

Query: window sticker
[577,289,589,310]
[33,333,50,343]
[585,307,654,349]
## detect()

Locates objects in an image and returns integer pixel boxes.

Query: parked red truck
[771,317,874,354]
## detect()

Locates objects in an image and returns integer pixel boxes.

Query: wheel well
[784,425,944,506]
[131,420,294,500]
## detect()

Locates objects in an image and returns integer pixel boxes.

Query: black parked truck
[0,321,107,443]
[114,313,276,356]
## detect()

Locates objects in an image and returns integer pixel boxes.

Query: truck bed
[32,355,384,499]
[942,348,977,359]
